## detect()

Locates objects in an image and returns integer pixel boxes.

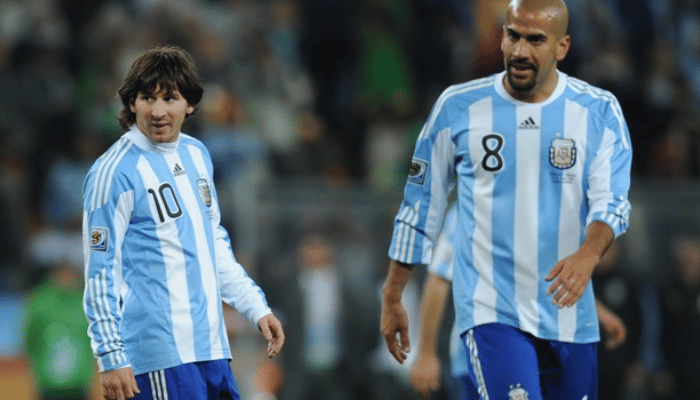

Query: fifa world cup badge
[508,383,529,400]
[549,138,576,169]
[407,158,428,185]
[90,227,109,252]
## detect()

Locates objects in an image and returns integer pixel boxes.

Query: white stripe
[184,145,224,357]
[101,141,133,207]
[424,128,456,263]
[112,191,134,313]
[392,205,410,260]
[396,203,419,262]
[557,99,589,341]
[514,105,541,334]
[406,203,420,262]
[567,78,629,150]
[418,77,495,141]
[94,272,117,353]
[136,155,195,362]
[469,97,498,325]
[92,139,132,211]
[91,141,120,211]
[88,274,113,364]
[149,372,157,399]
[90,139,123,210]
[466,330,490,400]
[587,127,616,220]
[100,271,123,362]
[160,370,169,400]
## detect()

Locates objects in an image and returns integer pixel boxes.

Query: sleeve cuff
[97,350,131,373]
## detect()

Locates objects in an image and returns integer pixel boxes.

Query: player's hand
[410,350,441,397]
[381,296,411,364]
[545,246,599,308]
[100,367,140,400]
[257,313,285,358]
[598,306,627,350]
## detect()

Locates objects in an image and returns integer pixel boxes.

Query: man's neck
[504,71,559,103]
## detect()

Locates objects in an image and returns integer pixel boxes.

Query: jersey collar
[495,69,568,106]
[125,126,180,154]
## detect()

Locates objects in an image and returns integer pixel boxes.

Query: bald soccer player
[380,1,632,399]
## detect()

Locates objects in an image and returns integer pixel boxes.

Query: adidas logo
[173,163,186,176]
[518,116,539,129]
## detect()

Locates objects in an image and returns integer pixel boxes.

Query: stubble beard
[506,68,537,93]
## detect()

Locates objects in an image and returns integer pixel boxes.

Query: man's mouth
[508,61,535,74]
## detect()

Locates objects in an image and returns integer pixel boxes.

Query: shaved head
[500,0,571,101]
[507,0,569,38]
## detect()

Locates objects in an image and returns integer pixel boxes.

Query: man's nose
[512,39,530,59]
[151,100,167,117]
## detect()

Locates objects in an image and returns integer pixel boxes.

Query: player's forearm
[417,274,450,352]
[581,221,615,262]
[382,259,415,303]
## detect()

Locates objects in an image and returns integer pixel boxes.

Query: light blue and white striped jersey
[82,128,271,375]
[390,70,632,344]
[427,204,469,377]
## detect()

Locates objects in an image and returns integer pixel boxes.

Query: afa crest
[197,178,212,207]
[549,138,576,169]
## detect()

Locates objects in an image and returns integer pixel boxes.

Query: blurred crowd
[1,0,700,399]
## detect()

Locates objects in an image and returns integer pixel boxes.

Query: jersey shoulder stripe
[418,75,496,141]
[566,77,629,149]
[88,136,134,211]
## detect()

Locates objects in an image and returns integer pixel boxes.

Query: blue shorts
[134,359,240,400]
[455,374,479,400]
[462,323,597,400]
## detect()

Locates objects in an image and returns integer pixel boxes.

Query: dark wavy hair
[117,45,204,131]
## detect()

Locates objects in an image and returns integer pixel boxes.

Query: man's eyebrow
[506,28,547,41]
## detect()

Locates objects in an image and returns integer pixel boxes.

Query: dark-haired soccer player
[83,45,284,400]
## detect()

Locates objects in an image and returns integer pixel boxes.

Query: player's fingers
[398,326,411,353]
[103,383,116,400]
[387,335,407,363]
[259,320,273,341]
[270,324,285,356]
[552,286,569,308]
[132,378,141,395]
[115,385,126,400]
[545,261,564,281]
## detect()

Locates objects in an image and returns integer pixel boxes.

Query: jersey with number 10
[82,128,271,375]
[389,70,632,344]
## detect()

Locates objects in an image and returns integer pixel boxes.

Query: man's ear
[556,34,571,62]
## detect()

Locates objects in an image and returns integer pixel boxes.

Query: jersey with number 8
[389,70,632,345]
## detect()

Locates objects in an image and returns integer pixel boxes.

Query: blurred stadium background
[1,0,699,399]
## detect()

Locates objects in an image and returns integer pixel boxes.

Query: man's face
[130,87,193,143]
[501,7,569,99]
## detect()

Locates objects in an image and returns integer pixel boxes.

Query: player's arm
[546,221,614,308]
[82,168,139,400]
[596,298,627,350]
[381,259,416,364]
[410,272,451,397]
[547,96,632,308]
[383,88,457,364]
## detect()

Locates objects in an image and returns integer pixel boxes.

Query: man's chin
[507,74,536,93]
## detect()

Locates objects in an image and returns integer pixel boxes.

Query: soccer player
[82,45,284,400]
[409,205,628,400]
[380,0,633,399]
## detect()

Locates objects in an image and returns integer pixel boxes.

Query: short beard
[506,69,537,93]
